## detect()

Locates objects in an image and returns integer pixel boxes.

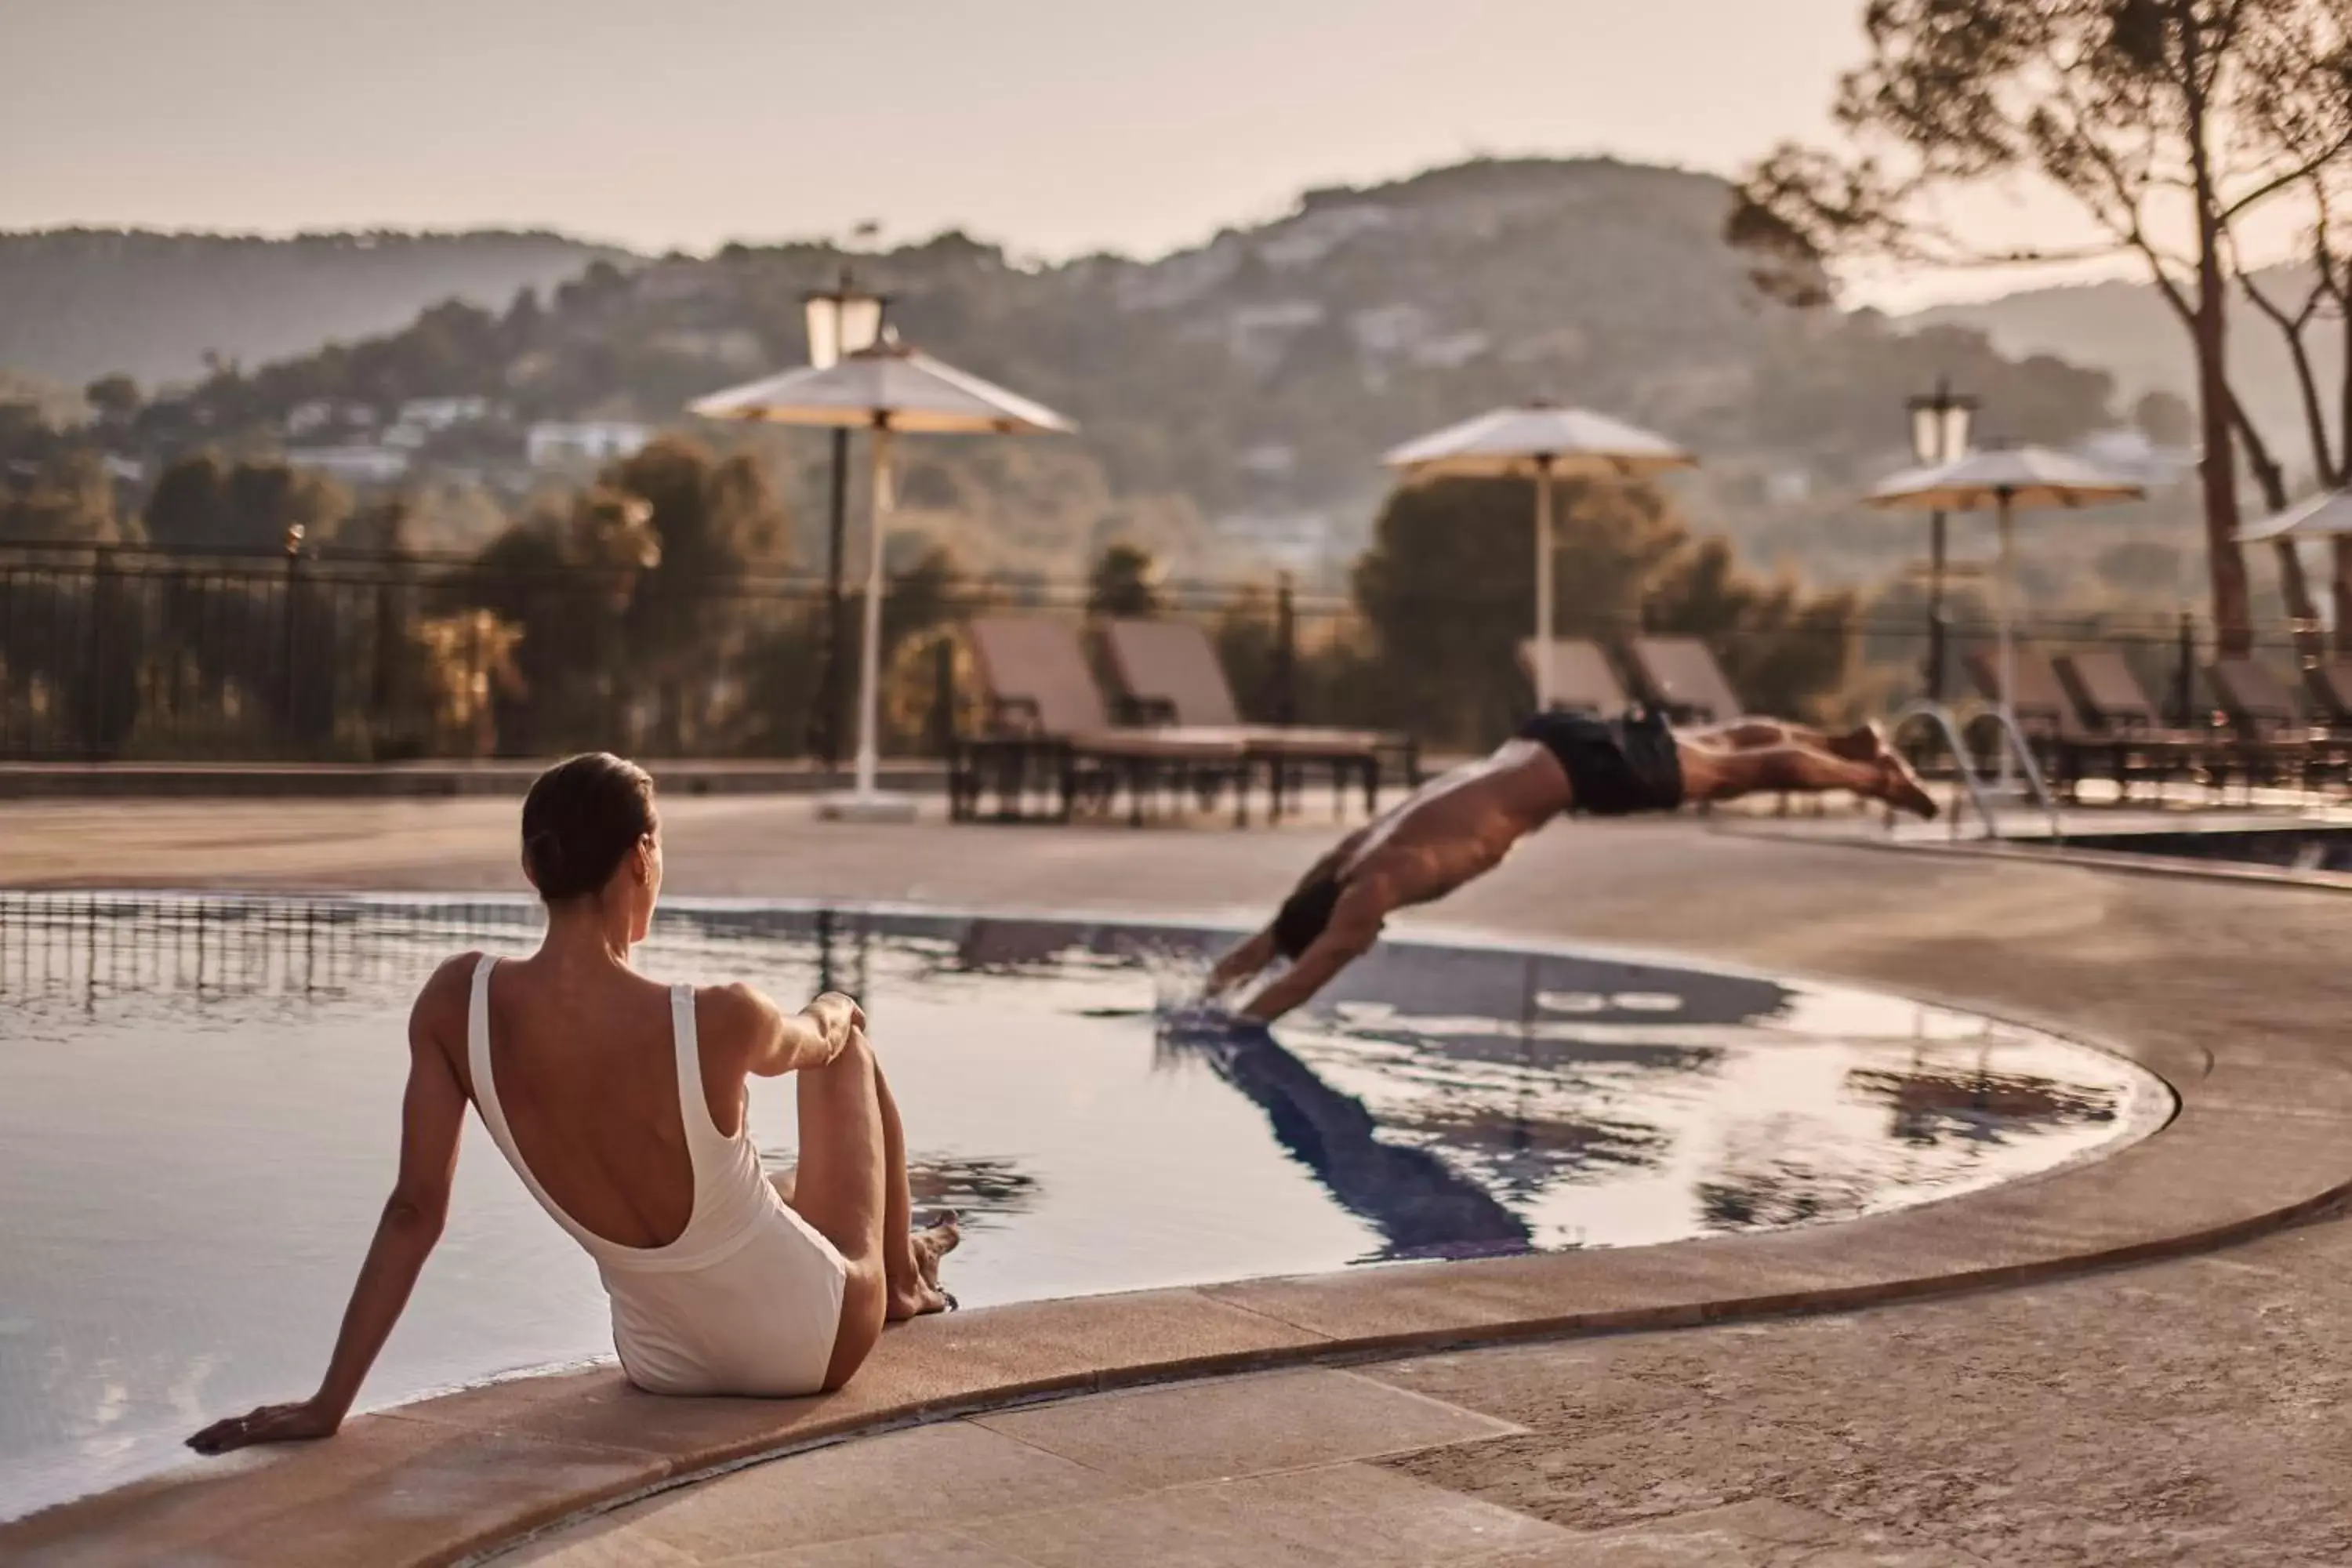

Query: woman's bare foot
[886,1213,961,1320]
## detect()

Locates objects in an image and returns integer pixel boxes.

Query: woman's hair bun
[519,754,655,902]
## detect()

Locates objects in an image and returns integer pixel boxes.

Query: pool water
[2065,825,2352,874]
[0,893,2171,1519]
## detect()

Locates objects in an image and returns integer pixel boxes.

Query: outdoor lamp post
[804,269,888,769]
[1906,379,1977,702]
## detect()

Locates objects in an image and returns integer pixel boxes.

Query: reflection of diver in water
[1159,1011,1530,1260]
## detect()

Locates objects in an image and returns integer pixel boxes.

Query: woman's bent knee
[805,1025,877,1087]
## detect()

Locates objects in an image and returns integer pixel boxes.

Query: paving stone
[609,1421,1132,1559]
[493,1514,699,1567]
[971,1368,1518,1487]
[968,1461,1576,1567]
[715,1527,1043,1566]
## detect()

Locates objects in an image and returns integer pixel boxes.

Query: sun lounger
[2052,648,2218,799]
[1962,645,2103,796]
[2306,660,2352,728]
[2208,657,2310,738]
[1515,639,1632,717]
[2055,648,2180,735]
[1103,619,1417,821]
[1626,637,1746,724]
[1962,645,2072,738]
[950,617,1248,826]
[2206,657,2326,793]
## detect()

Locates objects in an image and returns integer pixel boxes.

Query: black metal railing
[0,539,2311,764]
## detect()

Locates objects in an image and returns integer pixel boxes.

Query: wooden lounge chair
[1962,645,2072,738]
[2305,660,2352,728]
[1102,619,1417,821]
[1516,638,1632,716]
[2052,648,2216,799]
[1626,637,1746,724]
[949,616,1248,826]
[2205,657,2325,793]
[1962,645,2100,796]
[2208,657,2310,739]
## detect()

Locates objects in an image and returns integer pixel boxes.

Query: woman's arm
[724,985,864,1077]
[188,964,470,1455]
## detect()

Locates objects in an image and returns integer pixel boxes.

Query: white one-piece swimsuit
[466,955,850,1396]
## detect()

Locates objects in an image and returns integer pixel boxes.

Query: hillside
[8,158,2136,583]
[0,230,627,390]
[1906,266,2339,476]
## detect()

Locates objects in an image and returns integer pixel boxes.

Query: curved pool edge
[10,911,2348,1568]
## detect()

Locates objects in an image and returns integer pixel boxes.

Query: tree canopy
[1732,0,2352,652]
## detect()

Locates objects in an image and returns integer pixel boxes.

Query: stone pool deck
[4,795,2350,1566]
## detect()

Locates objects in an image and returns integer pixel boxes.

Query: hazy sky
[4,1,2126,307]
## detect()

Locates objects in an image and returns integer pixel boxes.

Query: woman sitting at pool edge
[190,753,956,1455]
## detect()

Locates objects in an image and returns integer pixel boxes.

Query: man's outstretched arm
[1207,926,1279,1000]
[1238,895,1385,1024]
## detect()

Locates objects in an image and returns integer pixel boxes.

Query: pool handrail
[1893,700,2060,842]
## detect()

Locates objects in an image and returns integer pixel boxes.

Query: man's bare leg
[1681,740,1935,816]
[1686,717,1886,762]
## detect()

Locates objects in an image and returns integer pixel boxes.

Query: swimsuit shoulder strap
[670,983,735,1171]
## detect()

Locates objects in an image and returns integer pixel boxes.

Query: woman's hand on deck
[187,1395,343,1455]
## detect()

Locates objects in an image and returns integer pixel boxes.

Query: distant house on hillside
[1215,505,1348,571]
[528,420,652,468]
[285,398,377,437]
[2071,426,2197,488]
[1258,203,1395,269]
[396,396,493,431]
[287,445,410,484]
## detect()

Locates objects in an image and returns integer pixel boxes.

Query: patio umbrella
[1867,445,2142,752]
[691,335,1074,818]
[2236,487,2352,543]
[1381,401,1696,711]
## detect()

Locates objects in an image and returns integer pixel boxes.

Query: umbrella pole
[853,422,893,800]
[1534,456,1555,712]
[1996,495,2015,789]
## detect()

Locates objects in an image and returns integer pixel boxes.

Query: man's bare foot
[886,1213,961,1320]
[1878,753,1939,818]
[1828,722,1892,764]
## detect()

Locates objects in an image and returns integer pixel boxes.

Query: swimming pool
[0,892,2172,1519]
[2063,823,2352,875]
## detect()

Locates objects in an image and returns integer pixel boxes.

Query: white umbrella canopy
[1381,402,1697,481]
[1865,445,2145,514]
[2236,487,2352,543]
[691,336,1075,812]
[688,339,1076,436]
[1379,401,1697,710]
[1866,445,2143,764]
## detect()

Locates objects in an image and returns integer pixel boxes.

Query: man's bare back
[1208,710,1934,1022]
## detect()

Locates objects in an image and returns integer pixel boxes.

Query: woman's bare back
[435,953,736,1251]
